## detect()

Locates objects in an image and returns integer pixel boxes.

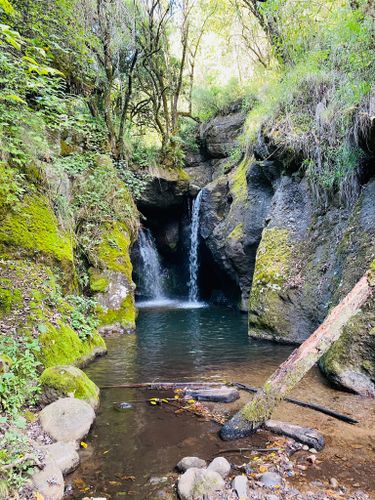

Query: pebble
[232,475,249,499]
[309,448,317,454]
[259,472,283,488]
[302,445,309,451]
[330,477,339,489]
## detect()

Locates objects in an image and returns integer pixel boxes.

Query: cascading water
[138,228,164,300]
[188,190,203,303]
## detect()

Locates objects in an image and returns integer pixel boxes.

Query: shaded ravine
[70,306,375,499]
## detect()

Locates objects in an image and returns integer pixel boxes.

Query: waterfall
[188,190,203,303]
[138,228,164,300]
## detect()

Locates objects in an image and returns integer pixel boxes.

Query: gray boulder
[43,441,80,475]
[177,457,207,472]
[40,398,95,443]
[207,457,231,478]
[177,467,225,500]
[32,461,64,500]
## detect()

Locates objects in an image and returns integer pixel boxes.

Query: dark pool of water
[70,305,375,498]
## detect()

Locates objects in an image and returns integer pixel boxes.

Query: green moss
[0,282,22,314]
[0,194,74,265]
[250,228,291,302]
[248,228,294,340]
[97,293,136,331]
[40,365,100,408]
[97,222,133,281]
[230,159,249,202]
[228,223,244,241]
[89,268,109,293]
[37,321,106,368]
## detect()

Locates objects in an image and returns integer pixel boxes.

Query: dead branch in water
[234,383,358,424]
[100,382,225,390]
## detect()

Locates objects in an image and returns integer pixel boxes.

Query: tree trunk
[221,271,374,440]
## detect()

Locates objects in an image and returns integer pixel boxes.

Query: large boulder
[40,398,95,443]
[40,365,100,409]
[43,441,80,475]
[32,461,64,500]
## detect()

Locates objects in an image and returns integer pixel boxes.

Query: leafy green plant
[0,336,41,414]
[66,295,99,341]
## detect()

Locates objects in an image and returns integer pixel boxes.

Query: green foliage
[66,295,99,341]
[116,160,150,199]
[241,0,375,196]
[0,421,36,491]
[0,336,41,414]
[193,77,243,120]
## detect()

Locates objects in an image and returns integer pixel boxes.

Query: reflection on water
[73,306,375,499]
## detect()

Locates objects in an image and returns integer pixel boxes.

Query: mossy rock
[37,321,106,369]
[320,293,375,397]
[40,365,100,409]
[92,222,137,333]
[248,228,294,340]
[0,193,74,272]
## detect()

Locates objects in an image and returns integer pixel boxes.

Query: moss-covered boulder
[40,365,100,409]
[320,293,375,397]
[89,222,137,334]
[38,321,106,369]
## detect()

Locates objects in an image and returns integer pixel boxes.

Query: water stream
[72,306,375,499]
[188,191,203,303]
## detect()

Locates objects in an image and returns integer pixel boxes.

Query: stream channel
[70,303,375,499]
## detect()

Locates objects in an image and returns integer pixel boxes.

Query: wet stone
[177,467,225,500]
[207,457,231,478]
[114,402,133,411]
[185,387,240,403]
[177,457,207,472]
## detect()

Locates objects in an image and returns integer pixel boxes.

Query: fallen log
[214,447,280,455]
[100,382,225,390]
[234,383,358,424]
[221,271,374,441]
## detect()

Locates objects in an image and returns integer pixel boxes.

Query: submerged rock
[40,398,95,443]
[176,457,207,472]
[264,420,325,450]
[114,402,134,411]
[177,467,225,500]
[186,387,240,403]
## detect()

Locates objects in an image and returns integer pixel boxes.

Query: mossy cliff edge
[0,149,140,411]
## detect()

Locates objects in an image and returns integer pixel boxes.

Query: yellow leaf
[187,399,195,404]
[161,399,169,403]
[36,493,44,500]
[80,441,88,449]
[259,465,268,473]
[150,401,157,405]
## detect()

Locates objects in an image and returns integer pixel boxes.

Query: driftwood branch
[234,383,358,424]
[100,382,224,390]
